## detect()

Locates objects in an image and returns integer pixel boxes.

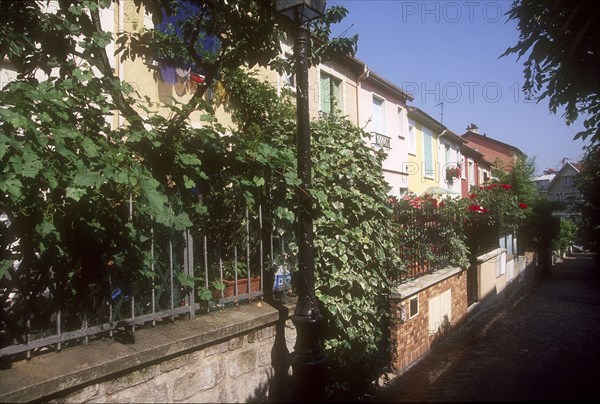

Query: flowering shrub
[467,182,529,229]
[445,165,462,182]
[387,183,529,279]
[388,193,469,277]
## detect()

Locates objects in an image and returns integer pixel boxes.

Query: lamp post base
[290,313,328,402]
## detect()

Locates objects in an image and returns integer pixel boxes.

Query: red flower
[518,202,528,209]
[439,201,446,208]
[469,193,478,199]
[487,184,497,190]
[468,204,487,213]
[501,184,512,190]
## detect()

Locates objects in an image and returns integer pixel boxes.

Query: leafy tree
[493,154,540,214]
[0,0,354,343]
[502,0,600,143]
[552,218,577,257]
[223,69,402,399]
[575,142,600,254]
[2,0,398,398]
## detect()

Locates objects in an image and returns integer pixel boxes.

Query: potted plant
[445,165,462,182]
[218,260,261,298]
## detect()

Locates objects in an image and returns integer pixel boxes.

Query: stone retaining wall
[0,300,296,403]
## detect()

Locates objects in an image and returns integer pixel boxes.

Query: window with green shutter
[320,71,341,115]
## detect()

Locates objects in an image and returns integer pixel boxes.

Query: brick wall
[390,269,468,373]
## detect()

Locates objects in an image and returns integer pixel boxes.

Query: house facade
[357,68,413,196]
[437,130,466,196]
[460,143,484,197]
[533,169,557,198]
[461,123,524,173]
[405,107,444,195]
[545,162,582,218]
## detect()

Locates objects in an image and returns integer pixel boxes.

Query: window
[398,108,406,139]
[422,127,434,179]
[409,295,419,318]
[371,96,390,148]
[371,95,385,134]
[282,52,295,89]
[444,145,451,168]
[564,176,573,186]
[408,119,416,155]
[468,159,475,185]
[320,71,342,115]
[399,187,409,197]
[496,251,507,277]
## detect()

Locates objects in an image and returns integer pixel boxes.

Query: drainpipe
[356,64,369,125]
[118,0,125,128]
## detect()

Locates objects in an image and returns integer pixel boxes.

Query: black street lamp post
[275,1,327,401]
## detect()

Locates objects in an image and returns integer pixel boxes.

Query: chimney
[466,123,479,134]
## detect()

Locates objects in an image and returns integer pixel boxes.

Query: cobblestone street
[373,254,600,402]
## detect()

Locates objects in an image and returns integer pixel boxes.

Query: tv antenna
[553,157,573,169]
[436,101,444,124]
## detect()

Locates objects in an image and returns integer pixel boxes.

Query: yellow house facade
[405,107,444,195]
[103,1,233,131]
[112,2,362,134]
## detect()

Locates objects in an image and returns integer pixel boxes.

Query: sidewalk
[372,253,600,402]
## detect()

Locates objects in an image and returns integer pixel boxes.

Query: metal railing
[371,131,391,149]
[0,205,290,361]
[393,203,456,281]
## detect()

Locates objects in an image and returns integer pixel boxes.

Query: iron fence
[0,204,291,362]
[394,203,458,281]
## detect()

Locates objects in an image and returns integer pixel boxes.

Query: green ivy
[310,115,403,397]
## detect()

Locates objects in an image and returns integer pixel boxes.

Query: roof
[534,174,556,182]
[310,37,414,103]
[547,161,581,190]
[407,106,446,133]
[461,130,525,156]
[364,68,414,102]
[439,129,467,144]
[460,142,484,159]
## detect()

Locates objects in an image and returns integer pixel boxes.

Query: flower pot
[221,276,261,298]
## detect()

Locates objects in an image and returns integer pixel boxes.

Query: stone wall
[0,300,296,403]
[390,267,468,374]
[476,250,537,310]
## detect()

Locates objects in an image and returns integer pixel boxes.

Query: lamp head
[276,0,326,23]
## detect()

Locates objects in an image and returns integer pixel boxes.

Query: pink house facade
[356,67,413,197]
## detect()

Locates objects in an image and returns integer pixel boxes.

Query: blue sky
[329,0,589,174]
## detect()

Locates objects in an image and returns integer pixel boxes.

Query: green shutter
[332,77,341,113]
[320,73,331,114]
[423,129,433,174]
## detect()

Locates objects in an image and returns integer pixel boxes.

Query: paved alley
[373,254,600,402]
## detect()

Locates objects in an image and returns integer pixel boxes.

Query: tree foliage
[310,115,402,398]
[0,0,354,337]
[502,0,600,143]
[1,0,401,397]
[575,142,600,254]
[223,70,402,398]
[493,154,540,213]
